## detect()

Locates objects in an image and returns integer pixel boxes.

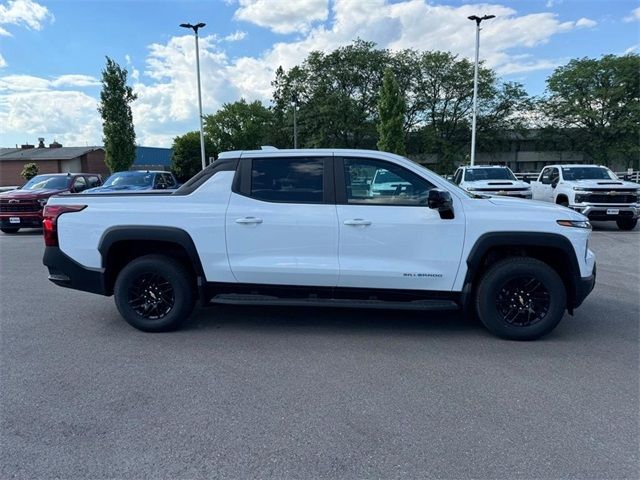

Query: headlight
[466,187,477,191]
[37,198,48,207]
[573,187,588,191]
[557,220,591,229]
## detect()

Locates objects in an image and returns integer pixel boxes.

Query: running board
[210,294,459,311]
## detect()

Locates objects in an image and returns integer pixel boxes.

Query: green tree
[98,56,137,173]
[20,162,38,181]
[203,99,274,152]
[541,54,640,168]
[377,69,406,154]
[170,131,215,182]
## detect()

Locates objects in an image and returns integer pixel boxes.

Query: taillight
[43,204,86,247]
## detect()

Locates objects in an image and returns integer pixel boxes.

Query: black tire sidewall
[476,258,567,340]
[616,218,637,230]
[114,255,195,332]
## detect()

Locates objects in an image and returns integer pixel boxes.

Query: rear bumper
[43,246,108,295]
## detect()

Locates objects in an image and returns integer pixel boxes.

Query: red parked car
[0,173,102,233]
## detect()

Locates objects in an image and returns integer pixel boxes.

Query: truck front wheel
[475,257,566,340]
[114,254,195,332]
[616,218,637,231]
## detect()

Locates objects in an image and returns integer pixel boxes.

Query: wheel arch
[98,226,205,297]
[463,232,580,313]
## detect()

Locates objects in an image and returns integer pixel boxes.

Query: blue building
[132,146,173,171]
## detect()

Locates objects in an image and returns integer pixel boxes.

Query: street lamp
[468,14,495,166]
[180,22,207,170]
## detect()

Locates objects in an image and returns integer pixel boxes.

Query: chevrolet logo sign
[608,191,620,195]
[8,199,19,204]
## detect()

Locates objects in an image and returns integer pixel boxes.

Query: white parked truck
[42,149,596,340]
[453,165,532,199]
[531,164,639,230]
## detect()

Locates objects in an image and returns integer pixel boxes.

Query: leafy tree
[170,131,215,182]
[20,162,38,181]
[98,56,137,173]
[272,40,388,148]
[377,69,406,155]
[203,99,274,152]
[541,54,640,168]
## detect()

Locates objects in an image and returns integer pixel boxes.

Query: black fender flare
[462,231,581,310]
[98,226,206,292]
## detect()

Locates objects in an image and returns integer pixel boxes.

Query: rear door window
[249,157,325,204]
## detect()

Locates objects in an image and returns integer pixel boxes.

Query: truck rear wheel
[475,257,566,340]
[616,218,637,231]
[114,254,195,332]
[1,227,20,234]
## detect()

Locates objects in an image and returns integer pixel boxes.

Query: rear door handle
[235,217,263,224]
[343,218,372,226]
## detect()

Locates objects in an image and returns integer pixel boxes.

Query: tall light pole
[180,22,207,170]
[291,93,298,149]
[468,14,495,166]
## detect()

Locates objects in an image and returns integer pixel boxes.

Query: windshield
[404,157,485,199]
[22,175,69,190]
[103,172,154,187]
[561,167,617,181]
[373,169,406,184]
[464,168,516,181]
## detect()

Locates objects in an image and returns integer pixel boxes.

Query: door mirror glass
[428,189,454,219]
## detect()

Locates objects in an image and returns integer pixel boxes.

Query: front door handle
[236,217,263,225]
[343,218,372,226]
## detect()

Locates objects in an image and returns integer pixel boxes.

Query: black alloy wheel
[128,272,175,320]
[495,276,551,327]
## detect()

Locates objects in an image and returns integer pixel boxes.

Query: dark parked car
[0,173,101,233]
[84,171,178,193]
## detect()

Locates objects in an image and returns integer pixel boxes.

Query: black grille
[0,202,40,212]
[582,194,637,204]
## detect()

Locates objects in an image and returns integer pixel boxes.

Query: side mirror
[155,183,167,190]
[428,189,454,219]
[551,179,558,188]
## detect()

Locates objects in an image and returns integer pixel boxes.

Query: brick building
[0,139,109,187]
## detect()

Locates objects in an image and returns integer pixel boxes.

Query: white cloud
[0,90,100,146]
[624,44,638,54]
[623,7,640,22]
[0,0,53,32]
[0,53,6,68]
[234,0,329,34]
[575,17,597,28]
[0,73,99,91]
[223,30,247,42]
[0,25,10,36]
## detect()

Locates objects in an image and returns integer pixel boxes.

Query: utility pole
[180,22,207,169]
[292,93,298,149]
[468,14,495,166]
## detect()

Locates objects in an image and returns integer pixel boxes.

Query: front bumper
[0,213,43,228]
[573,263,596,310]
[570,205,639,220]
[43,246,108,295]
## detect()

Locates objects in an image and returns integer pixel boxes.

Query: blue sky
[0,0,638,147]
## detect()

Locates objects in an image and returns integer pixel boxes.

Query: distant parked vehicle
[0,173,101,233]
[453,166,532,199]
[530,164,639,230]
[84,171,178,193]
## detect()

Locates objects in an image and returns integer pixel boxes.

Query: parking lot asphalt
[1,224,638,479]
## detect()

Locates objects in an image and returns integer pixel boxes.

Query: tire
[475,257,566,341]
[557,199,569,207]
[616,218,637,231]
[114,254,195,332]
[1,227,20,234]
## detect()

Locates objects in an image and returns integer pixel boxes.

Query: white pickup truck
[42,148,596,340]
[531,164,639,230]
